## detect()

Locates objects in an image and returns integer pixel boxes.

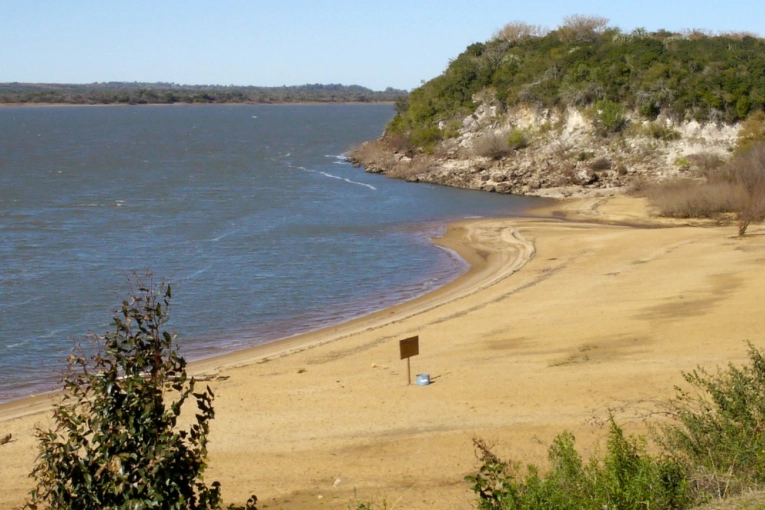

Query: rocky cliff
[349,98,741,199]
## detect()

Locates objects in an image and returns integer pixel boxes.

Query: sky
[1,0,764,91]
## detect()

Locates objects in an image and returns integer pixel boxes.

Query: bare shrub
[384,133,414,155]
[648,144,765,234]
[627,174,651,196]
[681,28,714,40]
[348,139,399,173]
[646,179,739,218]
[386,154,434,181]
[558,14,609,42]
[493,21,548,43]
[588,157,611,171]
[725,143,765,235]
[551,139,573,158]
[472,131,511,159]
[687,152,725,175]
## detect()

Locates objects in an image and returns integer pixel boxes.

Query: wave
[293,165,376,191]
[324,154,352,165]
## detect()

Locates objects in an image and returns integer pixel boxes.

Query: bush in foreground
[467,419,690,510]
[660,342,765,498]
[26,274,256,510]
[468,344,765,509]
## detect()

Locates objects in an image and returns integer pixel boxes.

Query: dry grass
[694,490,765,510]
[647,144,765,233]
[646,179,739,218]
[349,140,400,172]
[472,130,513,159]
[386,155,434,180]
[688,152,726,175]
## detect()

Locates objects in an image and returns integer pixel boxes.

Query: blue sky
[1,0,763,91]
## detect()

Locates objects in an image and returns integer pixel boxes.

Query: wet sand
[2,196,763,509]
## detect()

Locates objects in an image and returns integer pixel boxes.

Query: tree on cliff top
[26,273,257,510]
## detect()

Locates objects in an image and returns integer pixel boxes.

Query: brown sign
[399,336,419,360]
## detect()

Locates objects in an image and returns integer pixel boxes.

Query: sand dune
[2,196,763,509]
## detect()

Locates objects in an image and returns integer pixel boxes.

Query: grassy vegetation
[467,344,765,509]
[387,16,765,150]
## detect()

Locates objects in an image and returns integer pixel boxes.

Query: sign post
[399,336,419,385]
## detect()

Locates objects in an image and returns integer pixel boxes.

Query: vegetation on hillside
[388,15,765,150]
[468,343,765,509]
[0,82,406,106]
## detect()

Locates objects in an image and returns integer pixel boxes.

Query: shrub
[588,157,611,171]
[659,343,765,498]
[25,274,256,510]
[592,99,627,135]
[649,143,765,234]
[473,131,512,159]
[506,128,530,150]
[647,179,739,218]
[557,15,610,42]
[718,143,765,234]
[410,125,443,153]
[644,122,682,141]
[736,111,765,154]
[493,21,548,43]
[687,152,725,175]
[348,139,400,173]
[467,418,690,510]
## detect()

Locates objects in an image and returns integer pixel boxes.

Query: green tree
[26,274,255,510]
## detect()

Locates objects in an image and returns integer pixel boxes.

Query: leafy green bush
[26,274,257,510]
[660,342,765,493]
[642,122,682,141]
[410,125,443,153]
[507,128,530,150]
[593,99,627,135]
[467,418,690,510]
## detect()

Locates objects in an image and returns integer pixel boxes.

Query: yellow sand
[2,196,763,509]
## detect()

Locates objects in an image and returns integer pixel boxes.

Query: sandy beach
[2,195,764,509]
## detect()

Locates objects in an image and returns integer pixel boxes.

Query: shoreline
[0,211,535,420]
[3,195,764,509]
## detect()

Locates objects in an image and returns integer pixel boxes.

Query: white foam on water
[318,170,377,190]
[292,164,376,191]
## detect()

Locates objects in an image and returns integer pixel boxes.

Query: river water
[0,104,547,402]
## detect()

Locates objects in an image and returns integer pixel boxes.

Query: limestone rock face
[349,101,740,199]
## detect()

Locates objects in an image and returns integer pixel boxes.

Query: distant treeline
[0,82,407,105]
